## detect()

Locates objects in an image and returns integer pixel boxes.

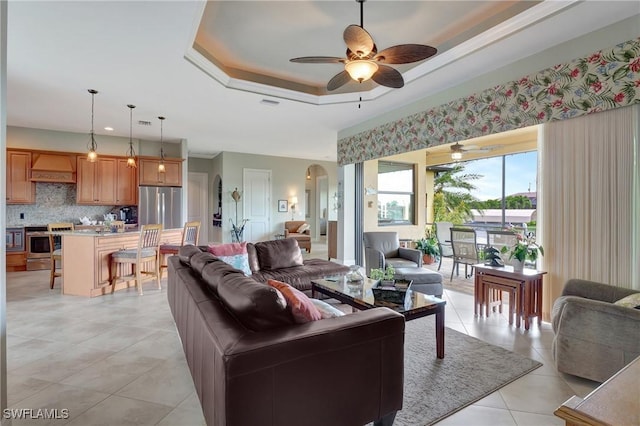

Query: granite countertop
[53,227,180,236]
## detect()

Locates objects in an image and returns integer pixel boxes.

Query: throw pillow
[267,279,322,323]
[614,293,640,309]
[296,223,310,233]
[310,299,346,319]
[254,238,304,270]
[208,242,252,276]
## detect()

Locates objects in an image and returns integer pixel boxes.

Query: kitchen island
[59,228,182,297]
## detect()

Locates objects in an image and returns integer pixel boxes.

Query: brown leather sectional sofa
[167,245,405,426]
[246,238,350,293]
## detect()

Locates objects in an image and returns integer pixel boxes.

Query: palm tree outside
[432,163,482,224]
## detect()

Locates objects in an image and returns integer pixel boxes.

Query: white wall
[7,125,182,158]
[220,151,338,243]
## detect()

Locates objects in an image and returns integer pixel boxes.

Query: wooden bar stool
[47,222,75,289]
[110,224,163,295]
[159,221,201,280]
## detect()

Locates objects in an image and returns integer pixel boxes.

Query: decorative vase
[513,259,525,272]
[346,265,364,282]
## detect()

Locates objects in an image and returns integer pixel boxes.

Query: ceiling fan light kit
[290,0,437,91]
[451,151,463,161]
[345,59,378,83]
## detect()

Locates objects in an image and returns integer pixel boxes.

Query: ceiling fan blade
[450,142,465,152]
[327,70,352,91]
[289,56,345,64]
[374,44,438,64]
[371,64,404,89]
[344,24,374,58]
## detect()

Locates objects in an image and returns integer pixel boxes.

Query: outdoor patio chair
[450,227,480,281]
[435,221,454,271]
[486,230,519,266]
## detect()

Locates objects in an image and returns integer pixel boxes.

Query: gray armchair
[552,279,640,382]
[363,232,422,277]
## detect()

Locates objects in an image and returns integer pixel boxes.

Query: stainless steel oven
[25,226,52,271]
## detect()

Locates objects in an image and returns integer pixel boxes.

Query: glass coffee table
[311,276,446,359]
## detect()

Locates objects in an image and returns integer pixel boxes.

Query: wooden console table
[473,264,546,330]
[554,355,640,425]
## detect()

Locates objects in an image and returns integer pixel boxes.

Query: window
[377,161,415,225]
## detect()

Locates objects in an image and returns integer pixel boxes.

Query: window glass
[378,161,415,225]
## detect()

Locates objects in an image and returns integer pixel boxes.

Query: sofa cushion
[178,244,203,265]
[267,279,322,323]
[614,293,640,309]
[208,242,252,276]
[254,238,304,271]
[310,299,346,319]
[296,223,310,233]
[246,243,261,273]
[201,260,246,294]
[190,252,219,276]
[217,274,294,331]
[252,258,350,292]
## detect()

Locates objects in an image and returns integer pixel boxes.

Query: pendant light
[126,104,137,168]
[86,89,99,162]
[158,116,166,173]
[306,167,311,180]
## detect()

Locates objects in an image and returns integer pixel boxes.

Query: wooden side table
[554,355,640,426]
[473,264,546,330]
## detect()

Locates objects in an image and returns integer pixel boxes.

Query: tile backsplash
[6,183,115,226]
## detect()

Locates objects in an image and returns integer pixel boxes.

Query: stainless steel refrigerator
[138,186,183,229]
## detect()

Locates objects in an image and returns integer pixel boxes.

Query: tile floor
[5,242,600,425]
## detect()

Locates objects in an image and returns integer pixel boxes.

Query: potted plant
[415,237,440,265]
[500,233,544,271]
[369,265,395,286]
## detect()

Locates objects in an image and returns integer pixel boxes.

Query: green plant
[500,233,544,262]
[415,237,440,256]
[369,265,395,281]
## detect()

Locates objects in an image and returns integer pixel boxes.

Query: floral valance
[337,38,640,166]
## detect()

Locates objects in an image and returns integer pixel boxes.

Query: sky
[460,151,538,201]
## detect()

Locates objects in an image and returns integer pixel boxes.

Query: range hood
[30,153,76,183]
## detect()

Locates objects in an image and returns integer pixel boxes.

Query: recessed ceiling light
[104,127,114,131]
[260,99,279,106]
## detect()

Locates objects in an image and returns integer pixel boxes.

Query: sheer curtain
[539,105,640,320]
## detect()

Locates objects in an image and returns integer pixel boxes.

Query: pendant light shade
[158,116,166,173]
[126,104,137,168]
[306,168,311,180]
[87,89,99,162]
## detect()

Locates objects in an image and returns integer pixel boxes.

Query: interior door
[188,172,208,243]
[243,169,271,242]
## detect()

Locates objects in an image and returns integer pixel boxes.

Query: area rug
[387,317,542,426]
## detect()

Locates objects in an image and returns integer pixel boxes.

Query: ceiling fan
[290,0,437,91]
[450,142,500,160]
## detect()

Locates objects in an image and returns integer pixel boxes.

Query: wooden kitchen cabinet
[6,150,35,204]
[77,156,117,205]
[116,158,138,205]
[139,158,182,187]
